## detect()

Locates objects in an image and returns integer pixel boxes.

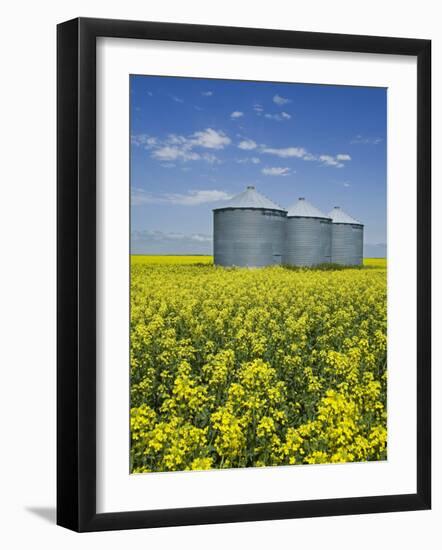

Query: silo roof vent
[213,186,286,211]
[287,197,329,219]
[327,206,363,225]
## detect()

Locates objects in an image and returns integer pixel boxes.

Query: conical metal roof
[327,206,363,225]
[213,186,286,211]
[287,197,330,219]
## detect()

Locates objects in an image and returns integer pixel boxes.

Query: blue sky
[130,75,387,256]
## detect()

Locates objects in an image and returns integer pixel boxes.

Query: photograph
[0,0,434,539]
[129,75,387,474]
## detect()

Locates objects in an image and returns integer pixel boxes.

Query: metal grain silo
[213,186,287,267]
[283,198,332,266]
[327,207,364,265]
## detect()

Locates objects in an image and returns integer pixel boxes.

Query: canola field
[130,256,387,473]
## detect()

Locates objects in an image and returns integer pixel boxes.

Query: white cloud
[131,188,232,206]
[238,139,257,150]
[167,190,232,205]
[351,135,383,145]
[167,134,188,145]
[273,94,291,105]
[236,157,261,164]
[131,134,157,148]
[261,167,291,176]
[190,233,212,242]
[319,155,344,168]
[264,112,291,121]
[336,154,352,161]
[201,91,213,96]
[253,102,291,120]
[319,154,351,167]
[261,145,350,169]
[134,128,231,164]
[303,153,317,161]
[343,182,351,188]
[262,146,306,158]
[191,128,231,149]
[152,146,200,162]
[230,111,244,119]
[170,95,184,103]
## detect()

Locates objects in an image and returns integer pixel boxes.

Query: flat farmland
[130,256,387,472]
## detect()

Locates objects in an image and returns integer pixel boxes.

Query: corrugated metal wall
[213,208,286,267]
[330,223,364,265]
[283,217,332,266]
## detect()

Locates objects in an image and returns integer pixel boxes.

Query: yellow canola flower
[130,258,387,472]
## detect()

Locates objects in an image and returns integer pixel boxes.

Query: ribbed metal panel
[330,224,364,265]
[283,198,332,266]
[328,207,364,265]
[213,208,286,267]
[320,218,332,263]
[284,217,332,266]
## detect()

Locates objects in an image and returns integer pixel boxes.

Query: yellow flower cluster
[130,257,387,473]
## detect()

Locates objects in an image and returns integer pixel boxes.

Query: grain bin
[327,206,364,265]
[213,186,287,267]
[283,198,332,266]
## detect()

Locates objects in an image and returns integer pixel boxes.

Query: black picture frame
[57,17,431,532]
